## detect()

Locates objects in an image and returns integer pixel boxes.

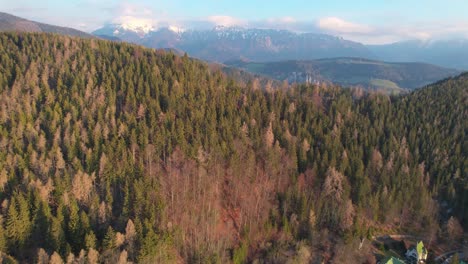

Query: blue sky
[2,0,468,44]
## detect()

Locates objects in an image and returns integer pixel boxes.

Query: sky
[2,0,468,44]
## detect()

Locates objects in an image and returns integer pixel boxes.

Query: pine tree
[84,231,96,250]
[5,197,20,248]
[32,199,52,251]
[103,226,116,250]
[0,217,7,253]
[67,199,82,253]
[6,194,32,253]
[50,207,65,254]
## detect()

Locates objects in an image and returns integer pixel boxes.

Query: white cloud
[7,2,468,45]
[312,16,465,44]
[318,17,373,34]
[107,2,187,34]
[111,3,156,26]
[269,17,296,24]
[206,15,246,27]
[257,17,298,27]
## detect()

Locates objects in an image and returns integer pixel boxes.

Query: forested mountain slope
[0,12,93,38]
[0,33,465,263]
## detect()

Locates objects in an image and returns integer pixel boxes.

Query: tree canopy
[0,32,465,263]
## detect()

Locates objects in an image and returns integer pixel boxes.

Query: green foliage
[84,231,97,250]
[102,226,116,250]
[67,199,83,253]
[0,220,7,252]
[233,242,249,264]
[6,193,32,255]
[138,229,174,263]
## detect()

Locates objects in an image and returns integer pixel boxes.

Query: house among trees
[447,253,468,264]
[405,241,428,263]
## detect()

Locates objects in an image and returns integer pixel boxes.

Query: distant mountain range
[2,12,468,70]
[93,24,374,62]
[94,24,468,70]
[369,40,468,70]
[0,12,93,38]
[226,58,461,93]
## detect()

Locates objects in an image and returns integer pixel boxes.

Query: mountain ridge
[94,22,468,70]
[3,12,468,70]
[93,24,374,62]
[368,39,468,69]
[0,12,94,38]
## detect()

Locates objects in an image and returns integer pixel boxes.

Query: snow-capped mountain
[94,22,182,38]
[92,25,374,62]
[93,24,468,69]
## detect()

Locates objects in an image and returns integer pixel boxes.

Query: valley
[225,58,461,93]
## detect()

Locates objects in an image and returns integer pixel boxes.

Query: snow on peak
[213,25,244,31]
[168,25,185,33]
[115,16,155,36]
[214,25,227,31]
[110,16,187,37]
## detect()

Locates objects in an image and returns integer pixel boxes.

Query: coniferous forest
[0,33,466,263]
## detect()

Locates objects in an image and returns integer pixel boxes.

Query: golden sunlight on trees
[0,33,463,263]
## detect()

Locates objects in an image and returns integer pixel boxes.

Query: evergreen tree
[103,226,115,250]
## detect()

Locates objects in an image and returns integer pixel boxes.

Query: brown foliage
[264,122,275,148]
[71,171,95,205]
[29,179,54,202]
[446,216,464,242]
[36,248,49,264]
[49,252,63,264]
[323,167,345,201]
[340,199,355,231]
[87,248,99,264]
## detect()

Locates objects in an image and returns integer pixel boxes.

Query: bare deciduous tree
[87,248,99,264]
[115,232,125,248]
[264,122,274,148]
[323,167,345,201]
[72,171,94,205]
[117,250,128,264]
[98,201,108,225]
[446,216,464,242]
[49,252,63,264]
[340,199,355,231]
[36,248,49,264]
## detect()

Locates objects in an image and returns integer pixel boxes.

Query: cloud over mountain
[4,1,468,44]
[206,15,246,27]
[318,17,372,34]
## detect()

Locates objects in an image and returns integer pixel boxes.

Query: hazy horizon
[2,0,468,45]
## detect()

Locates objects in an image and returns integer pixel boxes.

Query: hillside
[226,58,462,93]
[0,12,93,38]
[0,33,465,263]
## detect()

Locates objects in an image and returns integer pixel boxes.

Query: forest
[0,33,465,263]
